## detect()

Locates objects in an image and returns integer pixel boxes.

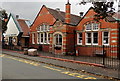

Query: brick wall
[76,8,119,57]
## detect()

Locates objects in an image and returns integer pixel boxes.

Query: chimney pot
[79,12,84,17]
[16,15,19,19]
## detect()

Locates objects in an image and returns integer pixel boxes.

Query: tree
[79,0,116,21]
[0,9,8,33]
[0,8,8,48]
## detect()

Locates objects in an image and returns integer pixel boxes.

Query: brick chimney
[65,0,71,24]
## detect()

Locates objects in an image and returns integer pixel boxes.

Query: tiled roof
[47,8,81,25]
[113,13,120,21]
[105,16,116,22]
[105,13,120,22]
[17,19,30,37]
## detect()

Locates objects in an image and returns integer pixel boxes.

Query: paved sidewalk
[2,49,119,79]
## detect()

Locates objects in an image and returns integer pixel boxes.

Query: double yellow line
[2,54,97,79]
[43,65,97,79]
[2,54,40,66]
[0,54,5,57]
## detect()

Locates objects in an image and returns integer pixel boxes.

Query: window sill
[40,43,50,45]
[86,44,91,45]
[103,44,109,46]
[92,44,98,45]
[77,43,82,45]
[32,43,35,44]
[55,45,62,47]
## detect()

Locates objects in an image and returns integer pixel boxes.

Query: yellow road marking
[4,55,40,66]
[0,55,5,57]
[84,77,97,79]
[43,66,61,71]
[43,67,97,79]
[61,71,97,79]
[76,75,87,78]
[61,71,70,74]
[3,54,97,79]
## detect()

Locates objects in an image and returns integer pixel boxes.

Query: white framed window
[86,32,98,45]
[47,25,50,31]
[85,23,99,31]
[93,23,99,31]
[37,33,40,44]
[86,32,91,45]
[43,24,47,31]
[45,25,47,31]
[85,22,99,45]
[41,25,43,32]
[93,32,98,45]
[39,26,41,31]
[39,24,50,44]
[77,33,82,45]
[44,32,47,44]
[32,33,35,44]
[47,33,50,44]
[40,33,43,44]
[86,24,92,31]
[55,34,62,46]
[103,31,109,45]
[37,26,40,32]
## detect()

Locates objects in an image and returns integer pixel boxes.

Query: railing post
[103,45,105,66]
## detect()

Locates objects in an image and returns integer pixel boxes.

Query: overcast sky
[0,0,118,24]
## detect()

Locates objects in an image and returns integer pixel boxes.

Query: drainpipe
[73,30,76,56]
[118,21,120,60]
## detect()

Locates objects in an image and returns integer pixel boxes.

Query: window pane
[79,33,82,37]
[93,32,98,44]
[37,33,40,44]
[103,32,109,44]
[41,33,43,43]
[93,23,98,30]
[48,33,50,43]
[41,26,43,31]
[78,33,82,43]
[59,35,62,45]
[40,26,41,31]
[47,25,50,31]
[104,32,108,36]
[55,34,62,45]
[44,33,47,43]
[45,25,47,31]
[86,24,91,30]
[56,35,59,45]
[86,33,91,43]
[37,27,40,31]
[43,25,45,31]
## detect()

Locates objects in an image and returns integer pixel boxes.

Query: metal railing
[38,45,119,70]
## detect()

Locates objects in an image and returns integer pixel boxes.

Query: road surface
[1,54,103,79]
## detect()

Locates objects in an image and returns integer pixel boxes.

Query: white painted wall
[5,16,20,37]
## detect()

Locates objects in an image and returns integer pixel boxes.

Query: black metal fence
[38,45,119,70]
[3,44,120,70]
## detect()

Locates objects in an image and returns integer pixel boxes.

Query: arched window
[37,26,40,31]
[86,23,99,31]
[85,22,99,45]
[55,34,62,45]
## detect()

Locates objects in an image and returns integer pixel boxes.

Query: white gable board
[5,16,20,37]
